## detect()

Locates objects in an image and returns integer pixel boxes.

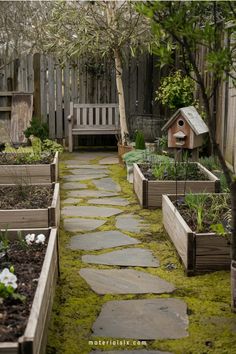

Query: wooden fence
[0,53,165,142]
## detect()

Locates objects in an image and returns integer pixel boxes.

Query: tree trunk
[114,49,129,144]
[231,180,236,311]
[105,0,129,145]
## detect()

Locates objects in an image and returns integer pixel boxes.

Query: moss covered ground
[46,153,236,354]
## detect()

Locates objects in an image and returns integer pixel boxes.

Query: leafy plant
[42,139,64,154]
[210,223,227,236]
[152,161,206,181]
[135,130,145,150]
[24,117,49,142]
[0,229,9,260]
[156,71,195,109]
[185,193,209,232]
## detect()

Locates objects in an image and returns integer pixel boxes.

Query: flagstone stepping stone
[69,230,140,250]
[62,206,122,218]
[63,198,82,204]
[62,182,87,190]
[99,156,119,164]
[64,218,106,232]
[67,190,119,198]
[79,269,175,294]
[87,197,129,206]
[92,299,188,340]
[64,173,107,180]
[90,351,172,354]
[116,214,148,233]
[70,169,108,175]
[66,163,107,169]
[93,178,121,192]
[82,248,159,267]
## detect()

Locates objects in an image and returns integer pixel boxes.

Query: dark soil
[0,152,53,165]
[0,239,47,342]
[0,185,53,209]
[139,162,208,181]
[175,195,231,233]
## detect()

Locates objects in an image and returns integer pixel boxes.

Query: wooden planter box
[0,152,59,184]
[0,227,59,354]
[0,183,60,229]
[133,162,220,208]
[162,194,231,275]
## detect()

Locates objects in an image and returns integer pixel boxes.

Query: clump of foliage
[135,130,145,150]
[24,117,49,142]
[152,161,207,181]
[156,71,195,109]
[179,193,231,234]
[42,139,64,154]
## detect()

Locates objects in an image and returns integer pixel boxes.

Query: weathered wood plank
[56,64,63,139]
[63,62,70,137]
[162,194,191,269]
[10,93,33,144]
[48,57,55,139]
[40,55,47,122]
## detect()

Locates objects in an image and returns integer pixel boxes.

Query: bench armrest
[67,114,73,121]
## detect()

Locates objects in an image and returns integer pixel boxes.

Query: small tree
[28,0,154,145]
[139,0,236,309]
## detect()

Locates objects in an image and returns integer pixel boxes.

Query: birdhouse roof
[162,106,209,135]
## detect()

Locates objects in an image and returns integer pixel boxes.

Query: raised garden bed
[0,227,59,354]
[0,183,60,229]
[0,152,58,184]
[162,194,231,275]
[133,162,220,208]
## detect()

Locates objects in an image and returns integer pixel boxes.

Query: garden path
[59,152,188,354]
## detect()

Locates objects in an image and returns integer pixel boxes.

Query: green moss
[47,152,236,354]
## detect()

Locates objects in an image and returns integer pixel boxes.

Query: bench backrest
[71,103,119,128]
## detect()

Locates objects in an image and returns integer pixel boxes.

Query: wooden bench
[68,103,120,152]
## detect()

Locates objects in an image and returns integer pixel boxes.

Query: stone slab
[64,173,107,180]
[64,218,106,232]
[116,214,148,233]
[79,269,175,294]
[88,197,129,206]
[62,206,122,218]
[61,182,87,190]
[93,178,121,192]
[82,248,159,267]
[99,156,119,164]
[66,163,107,169]
[67,190,119,198]
[70,169,108,176]
[90,351,172,354]
[63,198,82,204]
[69,230,140,250]
[92,299,188,340]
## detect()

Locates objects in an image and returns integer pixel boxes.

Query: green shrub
[24,117,49,142]
[156,70,195,109]
[42,139,64,154]
[135,130,145,150]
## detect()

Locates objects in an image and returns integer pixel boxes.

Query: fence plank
[63,62,70,136]
[56,64,63,139]
[40,55,47,122]
[27,54,34,92]
[48,57,55,139]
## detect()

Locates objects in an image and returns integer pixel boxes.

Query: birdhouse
[162,106,209,150]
